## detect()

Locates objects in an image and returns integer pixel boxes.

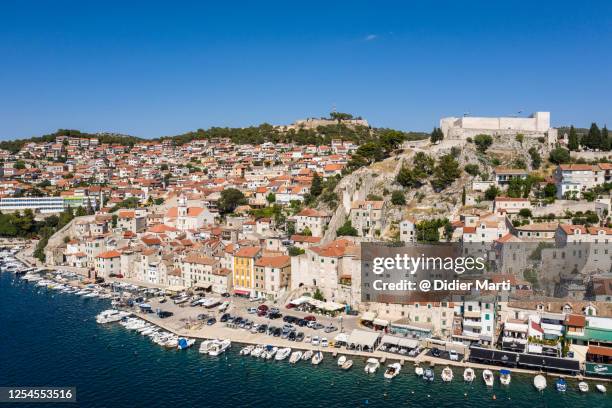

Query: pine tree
[585,123,601,150]
[602,126,610,151]
[568,125,579,151]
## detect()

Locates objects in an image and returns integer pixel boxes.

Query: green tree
[391,191,406,205]
[266,192,276,204]
[217,188,247,214]
[13,161,26,170]
[484,185,500,200]
[602,126,610,151]
[336,220,358,237]
[413,152,435,175]
[528,147,542,169]
[430,127,444,143]
[431,155,460,191]
[543,183,557,198]
[549,147,570,164]
[518,208,532,218]
[568,125,579,151]
[396,165,423,188]
[515,134,524,145]
[464,164,480,176]
[301,226,312,236]
[474,134,493,153]
[310,172,323,197]
[313,288,325,301]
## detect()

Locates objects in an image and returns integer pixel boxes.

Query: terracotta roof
[296,208,329,217]
[565,314,586,327]
[291,234,322,243]
[255,255,290,268]
[234,246,261,258]
[97,250,121,259]
[587,345,612,357]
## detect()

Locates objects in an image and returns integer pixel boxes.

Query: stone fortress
[440,111,558,145]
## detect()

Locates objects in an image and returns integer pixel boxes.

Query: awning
[373,318,389,327]
[381,335,400,346]
[361,312,377,322]
[290,296,311,306]
[398,338,419,349]
[347,329,380,349]
[234,289,251,296]
[166,285,186,292]
[334,333,349,343]
[194,282,212,289]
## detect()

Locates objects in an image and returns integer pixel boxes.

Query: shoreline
[133,311,611,384]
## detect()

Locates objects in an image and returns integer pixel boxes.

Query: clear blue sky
[1,1,611,140]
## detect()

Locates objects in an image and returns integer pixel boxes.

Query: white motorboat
[302,350,314,361]
[596,384,606,393]
[251,345,265,358]
[384,363,401,379]
[441,366,453,382]
[500,369,511,385]
[337,355,347,366]
[96,309,130,324]
[415,365,424,376]
[199,339,217,354]
[364,358,380,374]
[341,360,353,370]
[289,351,303,364]
[311,351,324,365]
[164,336,179,348]
[423,368,434,381]
[264,347,278,360]
[463,367,475,382]
[483,369,494,387]
[141,327,158,336]
[177,338,196,350]
[275,347,292,361]
[83,291,99,298]
[240,345,254,356]
[209,339,231,356]
[578,382,589,392]
[533,374,547,391]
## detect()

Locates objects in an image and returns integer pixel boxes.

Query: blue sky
[0,1,611,140]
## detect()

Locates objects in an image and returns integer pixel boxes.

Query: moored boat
[415,365,424,377]
[274,347,291,361]
[289,351,302,364]
[534,375,547,391]
[463,367,475,382]
[341,359,353,370]
[423,368,434,382]
[337,355,347,366]
[311,351,323,365]
[483,369,494,387]
[302,350,314,361]
[208,339,231,356]
[499,369,511,385]
[596,384,606,393]
[441,366,453,382]
[556,377,567,392]
[364,358,380,374]
[578,382,589,392]
[240,345,254,356]
[177,338,195,350]
[384,363,401,379]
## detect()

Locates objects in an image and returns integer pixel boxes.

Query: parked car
[207,317,217,326]
[295,332,304,342]
[324,325,337,333]
[197,313,209,321]
[304,315,316,321]
[157,311,173,318]
[221,292,231,298]
[313,323,325,330]
[285,303,295,309]
[311,336,320,346]
[247,307,257,314]
[449,350,459,361]
[321,337,329,347]
[220,313,230,322]
[431,348,441,357]
[268,312,282,319]
[297,319,307,327]
[258,324,268,333]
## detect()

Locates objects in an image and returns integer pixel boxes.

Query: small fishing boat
[289,351,302,364]
[556,378,567,392]
[534,375,547,391]
[364,358,380,374]
[302,350,314,361]
[240,345,254,356]
[441,366,453,382]
[274,347,291,361]
[264,346,278,360]
[341,359,353,370]
[596,384,606,393]
[463,367,475,382]
[199,339,217,354]
[384,363,401,379]
[177,338,195,350]
[578,382,589,392]
[251,345,265,358]
[483,369,494,387]
[500,369,511,385]
[311,351,324,365]
[423,368,434,382]
[415,365,424,376]
[337,355,347,366]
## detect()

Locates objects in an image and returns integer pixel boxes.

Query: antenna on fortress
[463,112,471,117]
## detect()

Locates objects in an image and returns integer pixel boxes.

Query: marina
[1,265,612,407]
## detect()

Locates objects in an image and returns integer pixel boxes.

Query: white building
[399,218,417,243]
[440,112,557,145]
[350,200,384,238]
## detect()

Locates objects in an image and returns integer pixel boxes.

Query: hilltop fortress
[440,111,557,145]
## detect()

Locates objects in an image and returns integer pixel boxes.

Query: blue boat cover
[500,369,511,375]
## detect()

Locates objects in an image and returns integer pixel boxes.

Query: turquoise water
[0,272,610,408]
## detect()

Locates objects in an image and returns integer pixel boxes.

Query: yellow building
[232,246,261,297]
